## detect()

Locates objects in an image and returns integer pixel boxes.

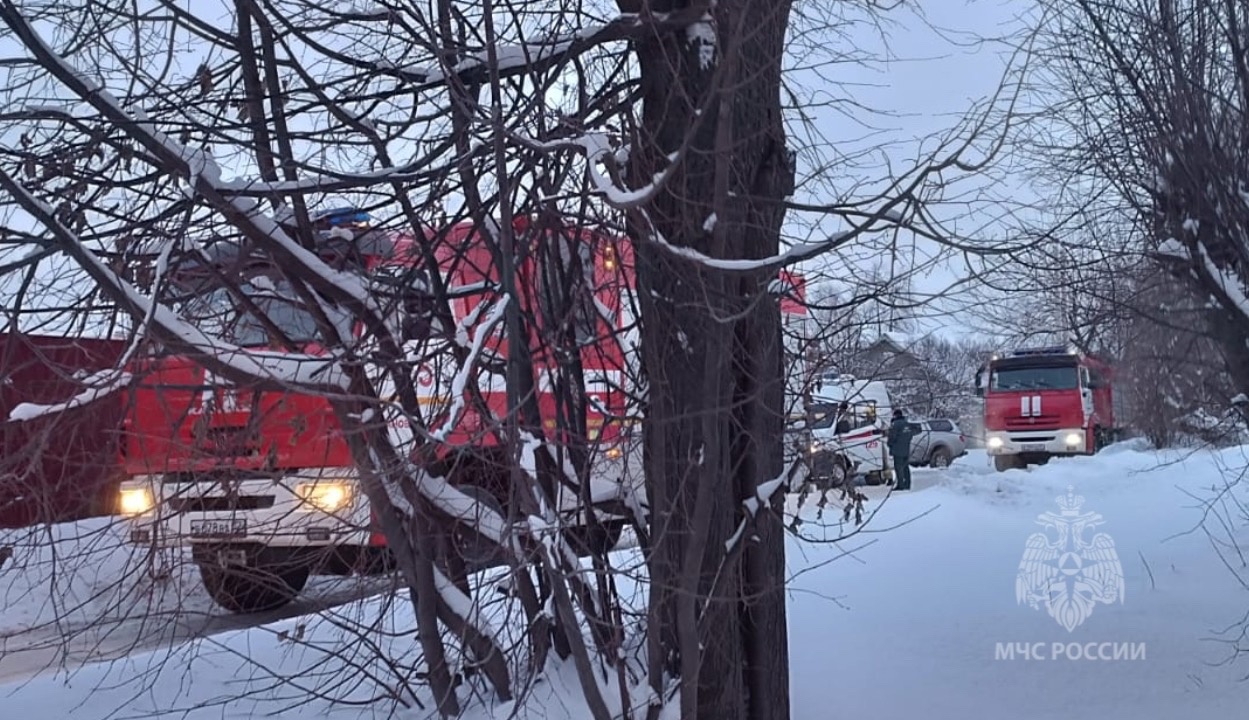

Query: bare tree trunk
[628,1,794,718]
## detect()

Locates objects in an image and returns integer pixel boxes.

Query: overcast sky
[789,0,1034,346]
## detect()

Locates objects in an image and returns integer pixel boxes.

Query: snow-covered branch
[518,130,678,208]
[724,465,793,554]
[0,165,347,392]
[1194,241,1249,323]
[369,6,715,93]
[0,7,403,345]
[432,567,503,643]
[433,295,510,442]
[7,370,131,422]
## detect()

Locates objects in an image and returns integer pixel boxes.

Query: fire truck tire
[1093,426,1108,452]
[198,562,309,614]
[451,484,509,568]
[564,519,625,558]
[994,455,1019,473]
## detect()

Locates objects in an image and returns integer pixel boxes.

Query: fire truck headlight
[118,486,156,517]
[605,445,624,460]
[987,436,1004,449]
[296,482,355,513]
[1065,432,1083,447]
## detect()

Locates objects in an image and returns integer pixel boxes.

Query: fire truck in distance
[116,209,642,613]
[974,345,1118,472]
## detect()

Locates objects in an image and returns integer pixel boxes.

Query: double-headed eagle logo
[1016,486,1125,632]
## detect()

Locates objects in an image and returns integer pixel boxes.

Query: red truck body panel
[0,333,128,528]
[985,389,1086,433]
[120,214,797,489]
[417,220,634,447]
[120,355,351,477]
[120,218,637,478]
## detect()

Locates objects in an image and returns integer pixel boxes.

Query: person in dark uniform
[887,408,915,490]
[834,401,851,435]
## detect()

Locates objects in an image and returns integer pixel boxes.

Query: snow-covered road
[0,575,390,685]
[0,519,635,687]
[0,516,397,686]
[786,443,1249,718]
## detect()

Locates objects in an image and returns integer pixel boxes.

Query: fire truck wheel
[564,519,625,558]
[1093,427,1108,452]
[451,484,508,568]
[993,455,1019,473]
[198,562,309,614]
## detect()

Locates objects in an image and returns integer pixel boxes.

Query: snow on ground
[3,442,1249,718]
[0,516,386,684]
[0,517,199,636]
[786,442,1249,719]
[0,535,651,720]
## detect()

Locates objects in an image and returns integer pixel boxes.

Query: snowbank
[3,442,1249,719]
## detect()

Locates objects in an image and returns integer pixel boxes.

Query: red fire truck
[974,345,1117,472]
[113,208,810,613]
[114,210,644,612]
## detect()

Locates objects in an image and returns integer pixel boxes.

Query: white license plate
[189,519,247,537]
[1020,443,1045,452]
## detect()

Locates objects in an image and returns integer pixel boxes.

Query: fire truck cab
[975,345,1116,472]
[115,209,642,613]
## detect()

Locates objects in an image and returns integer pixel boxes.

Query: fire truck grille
[167,496,275,513]
[160,471,277,484]
[1005,415,1061,428]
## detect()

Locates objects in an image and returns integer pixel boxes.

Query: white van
[802,375,895,486]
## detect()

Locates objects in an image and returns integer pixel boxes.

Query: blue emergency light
[314,208,371,227]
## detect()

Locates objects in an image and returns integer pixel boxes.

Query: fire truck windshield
[183,281,347,347]
[990,365,1079,391]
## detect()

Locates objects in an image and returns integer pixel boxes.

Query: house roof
[864,330,919,355]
